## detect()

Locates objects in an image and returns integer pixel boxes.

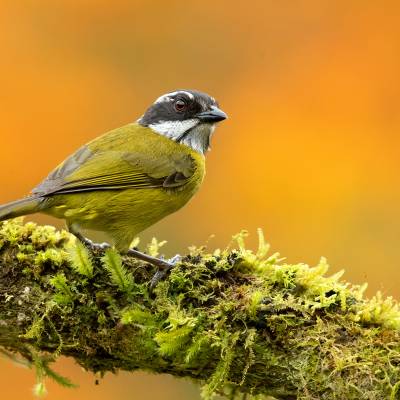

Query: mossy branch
[1,219,400,399]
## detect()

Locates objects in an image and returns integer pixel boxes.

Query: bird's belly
[46,185,197,236]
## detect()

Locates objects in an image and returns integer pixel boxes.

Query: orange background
[1,1,400,399]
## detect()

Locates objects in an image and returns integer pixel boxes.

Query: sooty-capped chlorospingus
[0,89,227,279]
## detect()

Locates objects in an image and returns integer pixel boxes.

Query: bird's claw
[149,254,182,290]
[75,233,181,290]
[168,254,182,264]
[82,238,110,252]
[70,228,111,253]
[149,264,174,290]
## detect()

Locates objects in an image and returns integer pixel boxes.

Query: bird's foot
[148,264,174,290]
[68,224,111,252]
[69,222,181,288]
[149,254,182,289]
[168,254,182,264]
[75,234,110,252]
[126,249,182,289]
[87,240,111,252]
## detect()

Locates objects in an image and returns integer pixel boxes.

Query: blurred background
[0,0,399,398]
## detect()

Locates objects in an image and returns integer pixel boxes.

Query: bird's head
[138,89,227,154]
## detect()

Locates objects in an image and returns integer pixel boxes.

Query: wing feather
[33,145,195,196]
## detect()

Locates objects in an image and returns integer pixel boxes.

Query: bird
[0,89,227,278]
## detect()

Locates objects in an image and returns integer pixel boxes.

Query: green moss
[1,219,400,399]
[185,334,210,364]
[121,306,157,326]
[155,325,194,357]
[101,249,133,293]
[22,316,45,340]
[67,241,94,278]
[49,273,74,305]
[146,237,167,257]
[202,331,240,399]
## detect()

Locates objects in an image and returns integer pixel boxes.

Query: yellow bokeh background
[1,1,400,399]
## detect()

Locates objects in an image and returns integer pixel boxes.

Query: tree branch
[1,219,400,399]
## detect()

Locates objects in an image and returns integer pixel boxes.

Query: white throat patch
[147,119,215,154]
[181,123,215,154]
[148,119,199,140]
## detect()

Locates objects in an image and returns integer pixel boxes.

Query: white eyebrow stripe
[154,90,194,104]
[154,93,176,103]
[182,91,194,100]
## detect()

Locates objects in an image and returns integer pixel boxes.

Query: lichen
[0,219,400,399]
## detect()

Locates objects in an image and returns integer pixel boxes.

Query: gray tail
[0,197,42,222]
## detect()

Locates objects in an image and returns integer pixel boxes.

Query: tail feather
[0,197,42,222]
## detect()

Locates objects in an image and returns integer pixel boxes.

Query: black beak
[196,106,227,123]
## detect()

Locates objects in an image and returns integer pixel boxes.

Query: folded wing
[33,145,196,196]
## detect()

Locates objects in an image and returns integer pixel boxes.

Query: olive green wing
[32,145,196,196]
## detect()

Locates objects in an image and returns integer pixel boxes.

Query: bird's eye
[174,99,187,112]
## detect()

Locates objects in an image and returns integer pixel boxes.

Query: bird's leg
[126,248,172,269]
[126,248,178,289]
[67,223,110,251]
[67,223,178,288]
[148,254,183,289]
